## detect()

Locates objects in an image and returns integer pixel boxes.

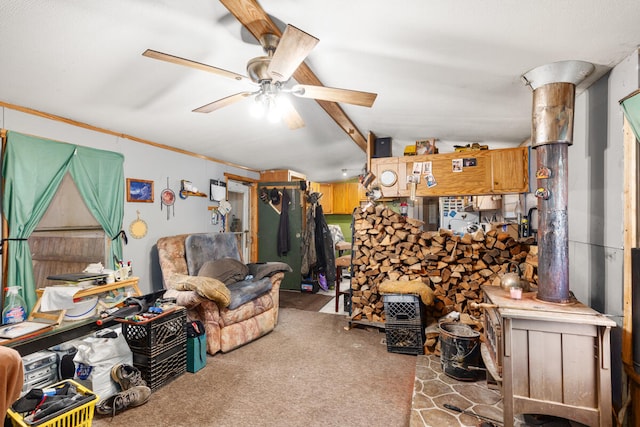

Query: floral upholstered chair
[157,232,291,355]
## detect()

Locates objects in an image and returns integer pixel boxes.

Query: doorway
[227,180,251,262]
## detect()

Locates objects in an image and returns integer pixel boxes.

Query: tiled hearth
[411,355,503,427]
[411,355,587,427]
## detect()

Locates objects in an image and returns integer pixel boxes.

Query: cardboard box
[492,222,518,239]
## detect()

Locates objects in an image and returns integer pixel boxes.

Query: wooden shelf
[179,190,207,199]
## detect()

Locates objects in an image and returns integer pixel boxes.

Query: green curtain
[2,131,125,311]
[69,145,125,268]
[621,90,640,141]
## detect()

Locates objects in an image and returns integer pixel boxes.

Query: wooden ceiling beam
[219,0,368,152]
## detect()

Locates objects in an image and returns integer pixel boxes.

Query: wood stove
[479,60,616,427]
[482,286,616,427]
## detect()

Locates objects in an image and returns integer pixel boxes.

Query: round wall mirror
[379,169,397,187]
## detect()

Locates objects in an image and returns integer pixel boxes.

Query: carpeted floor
[93,308,416,427]
[278,290,333,311]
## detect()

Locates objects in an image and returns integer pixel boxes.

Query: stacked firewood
[350,204,538,326]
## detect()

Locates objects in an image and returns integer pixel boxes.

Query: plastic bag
[73,331,132,399]
[318,273,328,291]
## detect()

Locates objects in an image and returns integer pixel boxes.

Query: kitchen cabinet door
[332,183,349,213]
[401,152,493,197]
[319,183,333,213]
[330,182,362,214]
[491,147,529,193]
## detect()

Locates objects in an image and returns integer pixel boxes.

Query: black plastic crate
[343,292,352,314]
[383,294,424,326]
[133,344,187,392]
[122,307,187,357]
[385,324,425,355]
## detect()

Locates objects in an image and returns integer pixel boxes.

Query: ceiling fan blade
[292,84,377,107]
[142,49,250,82]
[280,100,305,130]
[193,92,253,113]
[220,0,369,151]
[267,25,319,82]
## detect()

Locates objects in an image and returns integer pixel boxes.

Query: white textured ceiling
[1,0,639,182]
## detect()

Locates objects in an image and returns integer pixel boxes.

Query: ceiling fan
[142,24,377,130]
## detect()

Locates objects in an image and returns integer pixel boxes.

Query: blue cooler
[186,320,206,373]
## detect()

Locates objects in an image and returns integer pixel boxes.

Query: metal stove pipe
[521,61,594,303]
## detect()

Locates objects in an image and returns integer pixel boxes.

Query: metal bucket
[439,322,481,381]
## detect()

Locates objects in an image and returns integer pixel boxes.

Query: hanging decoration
[129,210,148,239]
[161,177,175,220]
[218,200,232,230]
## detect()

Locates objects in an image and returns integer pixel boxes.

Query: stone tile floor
[411,355,587,427]
[318,278,588,427]
[411,354,503,427]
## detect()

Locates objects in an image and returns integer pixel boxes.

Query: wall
[324,214,352,243]
[568,52,638,317]
[0,107,260,295]
[564,50,638,408]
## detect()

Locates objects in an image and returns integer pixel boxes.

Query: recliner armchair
[156,232,290,355]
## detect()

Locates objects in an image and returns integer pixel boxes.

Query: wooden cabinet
[332,183,348,214]
[308,182,320,193]
[260,169,306,182]
[490,148,529,193]
[373,147,528,197]
[319,183,333,213]
[331,182,357,214]
[370,157,406,198]
[311,181,362,214]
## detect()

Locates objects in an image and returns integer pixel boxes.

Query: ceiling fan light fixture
[267,105,281,123]
[250,94,266,118]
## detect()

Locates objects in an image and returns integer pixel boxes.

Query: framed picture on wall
[126,178,154,203]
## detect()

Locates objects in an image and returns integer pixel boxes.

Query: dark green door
[258,184,303,290]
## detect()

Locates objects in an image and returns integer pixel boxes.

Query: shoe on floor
[111,363,147,390]
[96,385,151,417]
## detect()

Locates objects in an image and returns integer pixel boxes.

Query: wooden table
[482,286,616,427]
[28,277,142,325]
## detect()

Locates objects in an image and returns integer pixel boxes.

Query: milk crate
[122,307,186,357]
[383,293,424,326]
[133,344,187,392]
[385,324,425,355]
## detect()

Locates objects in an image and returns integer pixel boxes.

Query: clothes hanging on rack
[314,204,336,287]
[300,202,317,277]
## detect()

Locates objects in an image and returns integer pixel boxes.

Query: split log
[351,206,538,326]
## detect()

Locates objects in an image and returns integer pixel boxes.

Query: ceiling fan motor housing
[247,33,281,83]
[259,33,280,55]
[247,56,272,83]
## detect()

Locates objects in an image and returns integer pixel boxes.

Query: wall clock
[379,169,397,187]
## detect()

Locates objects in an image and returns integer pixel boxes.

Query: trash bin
[439,322,481,381]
